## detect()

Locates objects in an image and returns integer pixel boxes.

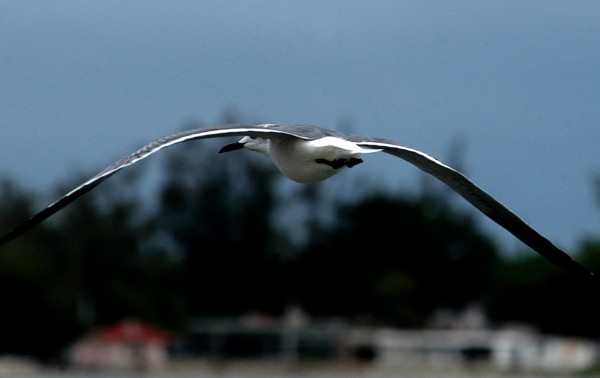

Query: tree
[292,192,499,326]
[156,127,291,316]
[0,179,82,358]
[484,175,600,337]
[487,249,600,337]
[49,166,187,328]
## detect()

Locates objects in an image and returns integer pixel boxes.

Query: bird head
[219,136,270,157]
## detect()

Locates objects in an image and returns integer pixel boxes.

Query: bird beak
[218,141,245,153]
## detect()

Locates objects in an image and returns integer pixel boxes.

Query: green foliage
[156,135,290,316]
[292,193,499,326]
[0,179,81,359]
[486,240,600,338]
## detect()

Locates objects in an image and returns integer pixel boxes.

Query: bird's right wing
[0,124,301,247]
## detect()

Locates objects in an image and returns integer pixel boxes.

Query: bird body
[0,123,595,281]
[220,133,380,183]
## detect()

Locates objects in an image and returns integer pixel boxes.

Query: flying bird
[0,123,595,280]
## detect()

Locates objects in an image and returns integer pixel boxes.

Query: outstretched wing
[0,124,305,246]
[1,122,595,281]
[355,137,595,280]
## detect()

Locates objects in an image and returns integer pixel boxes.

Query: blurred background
[1,1,599,376]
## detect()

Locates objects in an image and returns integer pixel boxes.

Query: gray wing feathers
[0,124,263,246]
[359,140,594,279]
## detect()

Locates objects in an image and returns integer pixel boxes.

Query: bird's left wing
[355,137,596,281]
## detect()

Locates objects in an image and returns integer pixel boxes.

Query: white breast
[267,137,379,183]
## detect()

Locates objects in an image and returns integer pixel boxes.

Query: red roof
[92,319,171,345]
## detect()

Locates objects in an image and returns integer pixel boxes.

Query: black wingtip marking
[0,176,108,247]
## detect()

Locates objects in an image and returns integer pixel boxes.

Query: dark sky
[2,1,599,253]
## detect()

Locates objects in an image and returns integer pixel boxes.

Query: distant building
[173,306,599,373]
[66,308,599,373]
[371,326,599,372]
[68,319,172,371]
[173,308,347,362]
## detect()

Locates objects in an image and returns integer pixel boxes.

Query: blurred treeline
[1,121,599,361]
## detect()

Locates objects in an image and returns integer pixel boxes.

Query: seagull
[0,123,595,280]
